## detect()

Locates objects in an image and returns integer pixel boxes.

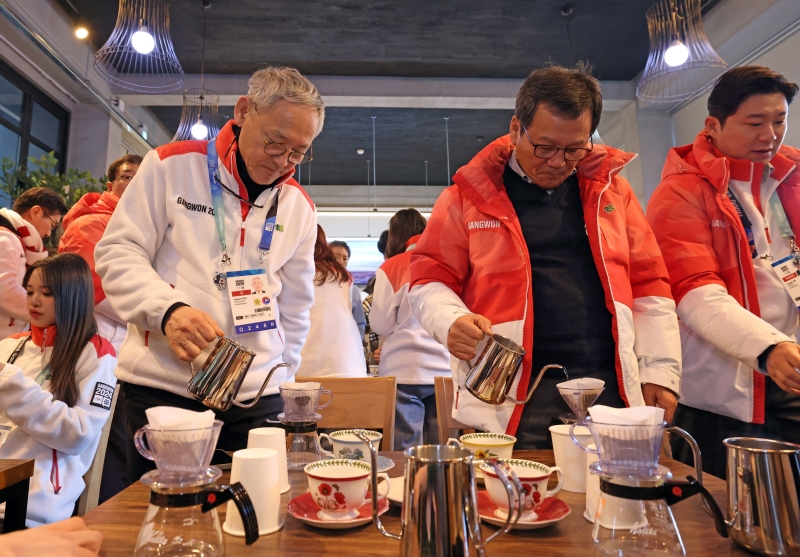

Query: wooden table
[0,459,34,532]
[84,451,754,556]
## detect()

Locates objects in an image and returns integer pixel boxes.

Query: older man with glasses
[96,67,323,483]
[408,64,682,448]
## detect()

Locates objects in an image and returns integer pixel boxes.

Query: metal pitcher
[187,336,292,411]
[356,432,523,557]
[724,437,800,557]
[465,333,566,405]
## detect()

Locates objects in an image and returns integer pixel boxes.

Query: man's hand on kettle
[765,342,800,394]
[165,306,225,362]
[447,314,493,361]
[641,383,678,424]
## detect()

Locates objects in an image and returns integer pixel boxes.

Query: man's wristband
[757,344,778,373]
[161,302,190,334]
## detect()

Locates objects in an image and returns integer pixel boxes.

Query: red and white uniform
[647,131,800,423]
[409,135,682,435]
[0,208,48,339]
[0,325,116,526]
[371,235,451,384]
[59,191,127,352]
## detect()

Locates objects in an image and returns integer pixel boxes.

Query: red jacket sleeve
[58,216,107,306]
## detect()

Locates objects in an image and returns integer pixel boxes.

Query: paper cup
[550,424,591,493]
[585,443,600,522]
[248,428,290,494]
[223,448,283,536]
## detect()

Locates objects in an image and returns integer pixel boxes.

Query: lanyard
[727,187,800,261]
[6,336,30,364]
[206,139,282,268]
[726,188,757,259]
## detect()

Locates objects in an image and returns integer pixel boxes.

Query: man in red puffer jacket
[648,66,800,478]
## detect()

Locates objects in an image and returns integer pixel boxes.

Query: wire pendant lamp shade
[637,0,727,103]
[172,89,220,142]
[94,0,184,93]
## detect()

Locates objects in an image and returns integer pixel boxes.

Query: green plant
[0,152,105,209]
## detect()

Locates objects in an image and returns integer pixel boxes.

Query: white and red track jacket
[647,131,800,423]
[0,208,48,339]
[95,120,317,400]
[59,191,127,352]
[371,235,451,385]
[0,325,116,526]
[409,135,682,435]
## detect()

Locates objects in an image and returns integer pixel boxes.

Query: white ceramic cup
[223,448,283,536]
[550,424,591,493]
[319,429,383,460]
[447,432,516,478]
[585,443,600,522]
[480,459,563,521]
[247,427,289,494]
[304,459,391,521]
[585,443,644,528]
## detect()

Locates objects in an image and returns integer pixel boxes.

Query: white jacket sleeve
[632,296,682,394]
[408,281,471,347]
[0,231,28,322]
[677,283,794,371]
[275,210,316,370]
[369,269,402,337]
[95,151,190,332]
[0,349,117,456]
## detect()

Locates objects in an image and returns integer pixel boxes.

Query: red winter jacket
[408,135,682,435]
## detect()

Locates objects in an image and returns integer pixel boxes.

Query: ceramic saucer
[288,492,389,530]
[386,477,404,506]
[477,491,571,530]
[323,454,395,473]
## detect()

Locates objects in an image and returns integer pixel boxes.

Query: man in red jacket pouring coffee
[408,64,682,448]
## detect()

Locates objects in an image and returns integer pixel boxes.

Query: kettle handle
[201,482,260,545]
[664,476,729,538]
[232,363,293,409]
[474,458,524,549]
[506,364,567,405]
[355,430,401,542]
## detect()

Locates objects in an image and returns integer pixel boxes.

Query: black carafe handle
[664,476,729,538]
[202,482,260,545]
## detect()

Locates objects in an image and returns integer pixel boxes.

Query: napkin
[588,405,664,425]
[557,378,605,390]
[146,406,215,430]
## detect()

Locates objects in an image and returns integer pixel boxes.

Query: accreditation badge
[771,255,800,310]
[226,269,277,335]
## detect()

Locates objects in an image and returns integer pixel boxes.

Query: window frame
[0,58,69,173]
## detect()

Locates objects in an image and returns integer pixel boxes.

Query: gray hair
[247,66,325,136]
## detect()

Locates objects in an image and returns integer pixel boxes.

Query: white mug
[550,424,591,493]
[304,459,391,521]
[480,459,563,521]
[319,429,383,460]
[247,428,289,494]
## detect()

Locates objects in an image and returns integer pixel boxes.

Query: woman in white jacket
[298,226,366,378]
[370,209,450,450]
[0,254,116,527]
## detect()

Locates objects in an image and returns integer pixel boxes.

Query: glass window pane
[0,76,22,125]
[0,123,20,166]
[27,143,56,171]
[30,102,61,151]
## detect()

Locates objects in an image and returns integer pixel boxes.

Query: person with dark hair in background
[371,209,450,449]
[299,226,366,377]
[0,187,67,339]
[409,64,681,448]
[0,254,116,527]
[648,66,800,478]
[59,154,142,503]
[329,240,367,339]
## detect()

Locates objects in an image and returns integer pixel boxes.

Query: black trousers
[514,367,625,450]
[671,376,800,480]
[98,383,130,504]
[123,382,283,484]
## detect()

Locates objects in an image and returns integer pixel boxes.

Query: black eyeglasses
[46,214,61,231]
[253,104,313,164]
[521,124,593,161]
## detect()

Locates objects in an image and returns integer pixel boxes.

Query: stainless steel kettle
[464,333,566,405]
[187,336,292,411]
[356,431,524,557]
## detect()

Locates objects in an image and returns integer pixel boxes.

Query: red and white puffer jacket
[409,135,682,435]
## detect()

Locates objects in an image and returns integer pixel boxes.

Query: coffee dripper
[557,378,604,424]
[278,383,333,471]
[133,420,260,556]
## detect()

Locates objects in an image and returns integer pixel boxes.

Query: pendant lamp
[636,0,727,103]
[172,89,220,141]
[94,0,183,93]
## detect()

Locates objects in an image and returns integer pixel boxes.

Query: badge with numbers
[772,255,800,309]
[225,269,277,335]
